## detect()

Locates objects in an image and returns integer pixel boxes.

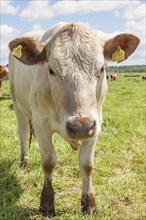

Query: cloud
[53,0,133,15]
[1,0,19,15]
[20,1,53,21]
[122,2,145,66]
[107,1,145,66]
[20,0,136,22]
[31,23,44,32]
[124,18,145,63]
[114,10,121,18]
[124,18,145,37]
[0,25,20,64]
[1,0,145,65]
[0,24,20,41]
[124,3,145,21]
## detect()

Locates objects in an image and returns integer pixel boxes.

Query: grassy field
[0,74,145,220]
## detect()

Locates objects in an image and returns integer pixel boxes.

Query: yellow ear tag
[12,45,22,59]
[112,46,125,63]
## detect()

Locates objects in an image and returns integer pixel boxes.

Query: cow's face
[9,23,140,141]
[46,24,106,140]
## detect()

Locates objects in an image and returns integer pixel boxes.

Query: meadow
[0,74,145,220]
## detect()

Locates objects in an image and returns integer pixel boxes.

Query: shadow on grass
[9,103,14,110]
[0,160,38,220]
[0,94,11,101]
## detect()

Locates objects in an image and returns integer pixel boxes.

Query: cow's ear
[104,34,140,63]
[9,37,47,65]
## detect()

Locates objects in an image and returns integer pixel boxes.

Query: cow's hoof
[81,193,98,215]
[82,205,98,215]
[20,156,30,172]
[39,207,55,218]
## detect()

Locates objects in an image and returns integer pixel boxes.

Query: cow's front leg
[33,117,57,217]
[39,148,57,217]
[39,146,57,217]
[79,138,98,215]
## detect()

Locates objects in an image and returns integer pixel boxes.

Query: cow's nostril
[88,121,96,136]
[67,123,76,135]
[66,121,79,137]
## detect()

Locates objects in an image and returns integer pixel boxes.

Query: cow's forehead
[49,24,104,71]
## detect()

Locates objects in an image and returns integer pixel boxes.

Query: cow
[110,74,117,80]
[142,75,146,80]
[8,22,140,217]
[0,65,9,97]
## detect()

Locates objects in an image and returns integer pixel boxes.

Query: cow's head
[9,23,140,142]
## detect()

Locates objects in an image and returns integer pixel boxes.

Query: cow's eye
[100,67,104,74]
[49,67,55,76]
[96,66,105,78]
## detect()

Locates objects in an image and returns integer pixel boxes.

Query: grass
[0,74,145,220]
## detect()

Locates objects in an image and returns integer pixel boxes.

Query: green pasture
[0,74,145,220]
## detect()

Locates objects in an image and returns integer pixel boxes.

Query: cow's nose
[66,117,96,139]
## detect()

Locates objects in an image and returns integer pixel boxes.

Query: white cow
[8,22,140,217]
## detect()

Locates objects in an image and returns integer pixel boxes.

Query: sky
[0,0,145,66]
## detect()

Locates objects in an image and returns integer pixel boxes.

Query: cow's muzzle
[66,117,96,139]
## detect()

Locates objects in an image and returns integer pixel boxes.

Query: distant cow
[8,22,140,217]
[0,65,9,97]
[142,76,146,80]
[110,74,117,80]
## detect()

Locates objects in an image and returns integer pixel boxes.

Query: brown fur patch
[39,179,55,217]
[83,163,93,176]
[9,37,46,65]
[0,65,7,80]
[81,192,98,215]
[42,156,57,174]
[104,34,140,61]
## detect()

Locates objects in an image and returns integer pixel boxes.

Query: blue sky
[1,0,145,66]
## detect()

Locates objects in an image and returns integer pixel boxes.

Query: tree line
[106,65,146,73]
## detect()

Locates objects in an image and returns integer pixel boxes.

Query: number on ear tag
[12,45,22,59]
[112,46,125,63]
